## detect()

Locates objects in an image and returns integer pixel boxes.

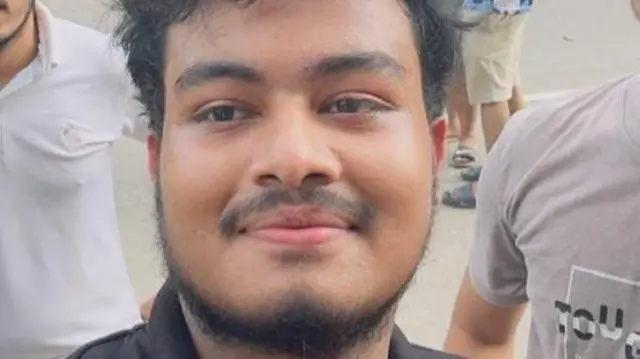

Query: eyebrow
[174,51,407,91]
[175,61,264,90]
[306,51,407,81]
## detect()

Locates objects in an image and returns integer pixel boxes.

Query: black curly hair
[113,0,466,135]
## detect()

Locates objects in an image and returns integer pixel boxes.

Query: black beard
[0,0,35,51]
[153,179,434,358]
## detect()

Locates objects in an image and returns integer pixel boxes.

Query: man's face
[0,0,31,46]
[154,0,442,355]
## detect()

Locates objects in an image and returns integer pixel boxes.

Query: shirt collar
[34,1,60,71]
[148,282,421,359]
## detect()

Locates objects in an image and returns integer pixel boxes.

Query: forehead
[164,0,418,82]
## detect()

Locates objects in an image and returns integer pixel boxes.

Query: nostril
[302,173,332,187]
[256,174,281,187]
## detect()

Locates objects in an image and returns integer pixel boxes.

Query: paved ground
[40,0,640,356]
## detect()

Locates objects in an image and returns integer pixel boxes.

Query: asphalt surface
[37,0,640,356]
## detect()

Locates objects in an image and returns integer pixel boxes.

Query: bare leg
[508,84,525,115]
[480,100,510,153]
[446,100,461,139]
[456,98,475,148]
[448,71,476,146]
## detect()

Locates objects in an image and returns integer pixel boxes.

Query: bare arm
[443,108,543,357]
[444,272,527,359]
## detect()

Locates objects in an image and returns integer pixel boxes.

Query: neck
[0,10,38,86]
[183,307,394,359]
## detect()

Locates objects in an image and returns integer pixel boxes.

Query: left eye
[193,105,254,123]
[320,98,390,115]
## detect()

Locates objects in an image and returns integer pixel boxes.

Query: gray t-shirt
[469,74,640,359]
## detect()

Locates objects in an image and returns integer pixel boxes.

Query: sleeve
[104,38,150,142]
[466,112,530,307]
[120,78,150,142]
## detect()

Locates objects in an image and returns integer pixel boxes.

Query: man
[442,0,532,209]
[444,1,640,358]
[68,0,465,358]
[0,1,147,358]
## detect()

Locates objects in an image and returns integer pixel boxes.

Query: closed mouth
[239,206,359,235]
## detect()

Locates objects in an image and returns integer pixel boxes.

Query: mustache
[218,186,376,238]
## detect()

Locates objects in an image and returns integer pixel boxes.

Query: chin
[177,272,404,358]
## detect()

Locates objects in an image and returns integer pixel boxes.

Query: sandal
[451,145,477,169]
[461,166,482,182]
[442,183,476,209]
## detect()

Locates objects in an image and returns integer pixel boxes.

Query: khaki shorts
[461,12,528,105]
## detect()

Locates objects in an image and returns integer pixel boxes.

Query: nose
[249,110,342,189]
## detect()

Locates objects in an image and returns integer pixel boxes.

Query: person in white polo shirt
[0,0,146,358]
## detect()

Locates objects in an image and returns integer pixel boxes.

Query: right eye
[193,104,256,123]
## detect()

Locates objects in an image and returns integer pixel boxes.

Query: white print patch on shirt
[60,123,87,150]
[554,266,640,359]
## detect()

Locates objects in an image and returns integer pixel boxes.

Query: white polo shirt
[0,4,145,359]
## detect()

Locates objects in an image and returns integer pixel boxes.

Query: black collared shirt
[68,283,463,359]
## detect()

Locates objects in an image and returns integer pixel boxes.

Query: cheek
[158,127,243,263]
[342,120,434,273]
[354,119,434,217]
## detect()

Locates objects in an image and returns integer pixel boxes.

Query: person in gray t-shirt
[443,2,640,358]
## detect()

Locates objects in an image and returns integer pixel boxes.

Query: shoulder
[52,19,112,57]
[502,74,639,142]
[483,74,640,191]
[53,19,109,42]
[52,19,128,79]
[67,325,152,359]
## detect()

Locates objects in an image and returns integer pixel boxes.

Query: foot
[460,166,482,182]
[442,183,477,209]
[451,145,477,169]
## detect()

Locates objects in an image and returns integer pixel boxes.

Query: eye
[320,97,392,115]
[193,104,256,123]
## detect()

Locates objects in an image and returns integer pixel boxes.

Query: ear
[147,134,160,181]
[430,117,447,171]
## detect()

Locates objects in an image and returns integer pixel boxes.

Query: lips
[240,206,354,245]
